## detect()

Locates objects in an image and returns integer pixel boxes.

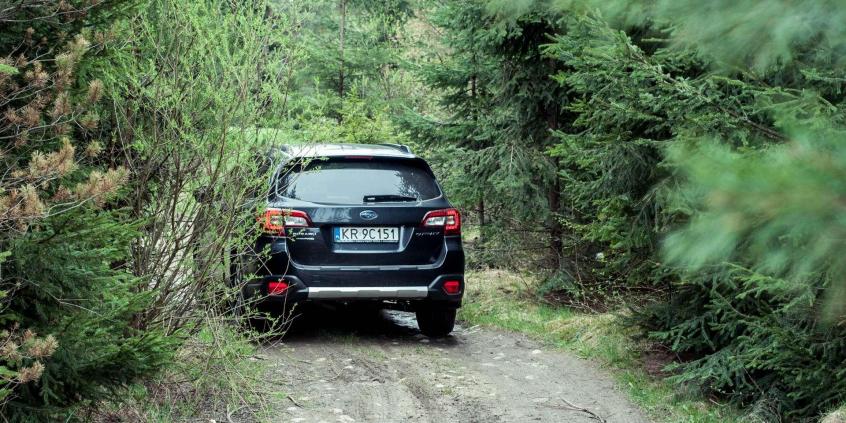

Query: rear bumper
[242,237,464,308]
[308,286,428,299]
[243,274,463,307]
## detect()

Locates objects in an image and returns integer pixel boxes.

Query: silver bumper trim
[307,286,428,299]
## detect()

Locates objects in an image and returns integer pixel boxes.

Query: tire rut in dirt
[262,306,649,423]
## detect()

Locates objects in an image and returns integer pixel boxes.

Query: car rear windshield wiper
[363,194,419,203]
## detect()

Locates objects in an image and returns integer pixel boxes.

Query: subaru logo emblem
[360,210,378,220]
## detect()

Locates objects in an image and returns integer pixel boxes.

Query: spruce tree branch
[627,44,788,142]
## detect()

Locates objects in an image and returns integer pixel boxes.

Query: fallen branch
[287,395,303,408]
[544,397,607,422]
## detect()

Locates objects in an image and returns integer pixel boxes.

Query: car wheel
[233,286,269,332]
[229,253,268,332]
[416,305,456,338]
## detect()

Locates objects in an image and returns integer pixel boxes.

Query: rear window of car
[277,158,441,204]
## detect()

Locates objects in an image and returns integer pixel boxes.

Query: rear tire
[234,288,271,333]
[416,305,456,338]
[229,252,269,332]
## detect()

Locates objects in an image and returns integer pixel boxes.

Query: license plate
[334,227,399,243]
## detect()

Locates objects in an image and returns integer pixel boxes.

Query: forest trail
[258,306,650,423]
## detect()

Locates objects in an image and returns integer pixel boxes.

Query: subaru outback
[232,143,464,337]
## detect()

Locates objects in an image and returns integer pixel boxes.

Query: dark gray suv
[233,143,464,337]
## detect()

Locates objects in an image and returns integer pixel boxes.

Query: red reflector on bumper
[443,280,461,295]
[268,281,289,295]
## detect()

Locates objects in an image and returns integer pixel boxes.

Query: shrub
[1,1,177,419]
[98,0,303,332]
[2,210,176,421]
[534,5,846,419]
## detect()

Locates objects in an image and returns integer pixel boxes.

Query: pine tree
[539,1,846,419]
[1,2,175,419]
[400,0,498,260]
[405,0,570,270]
[418,0,846,418]
[291,0,413,123]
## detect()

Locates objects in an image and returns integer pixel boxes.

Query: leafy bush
[96,0,303,332]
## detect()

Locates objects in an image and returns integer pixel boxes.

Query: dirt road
[259,305,650,423]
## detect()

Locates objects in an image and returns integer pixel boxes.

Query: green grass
[459,270,742,423]
[99,320,279,422]
[359,345,388,360]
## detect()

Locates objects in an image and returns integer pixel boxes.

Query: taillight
[261,208,311,235]
[421,208,461,235]
[443,280,461,295]
[268,280,289,295]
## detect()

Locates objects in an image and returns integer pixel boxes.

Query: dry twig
[544,397,607,422]
[286,395,303,408]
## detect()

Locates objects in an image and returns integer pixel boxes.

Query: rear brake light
[268,280,289,295]
[443,280,461,295]
[261,208,311,235]
[421,208,461,235]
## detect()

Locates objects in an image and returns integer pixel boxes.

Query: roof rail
[376,143,412,153]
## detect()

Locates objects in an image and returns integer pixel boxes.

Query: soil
[253,304,651,423]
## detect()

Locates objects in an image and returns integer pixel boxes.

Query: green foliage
[540,3,846,421]
[418,0,846,420]
[638,0,846,71]
[404,0,568,270]
[2,209,176,421]
[493,0,846,71]
[92,0,303,334]
[1,1,179,420]
[664,129,846,317]
[289,0,413,117]
[0,63,17,75]
[295,0,411,94]
[281,92,408,145]
[642,266,846,419]
[647,124,846,420]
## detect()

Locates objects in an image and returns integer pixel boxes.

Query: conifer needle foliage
[412,0,846,419]
[4,0,846,420]
[1,1,175,420]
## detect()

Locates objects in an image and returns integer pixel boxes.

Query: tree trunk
[478,198,486,227]
[548,177,563,270]
[338,0,346,98]
[470,70,486,245]
[545,79,563,270]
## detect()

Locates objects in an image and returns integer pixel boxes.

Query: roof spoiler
[376,143,412,154]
